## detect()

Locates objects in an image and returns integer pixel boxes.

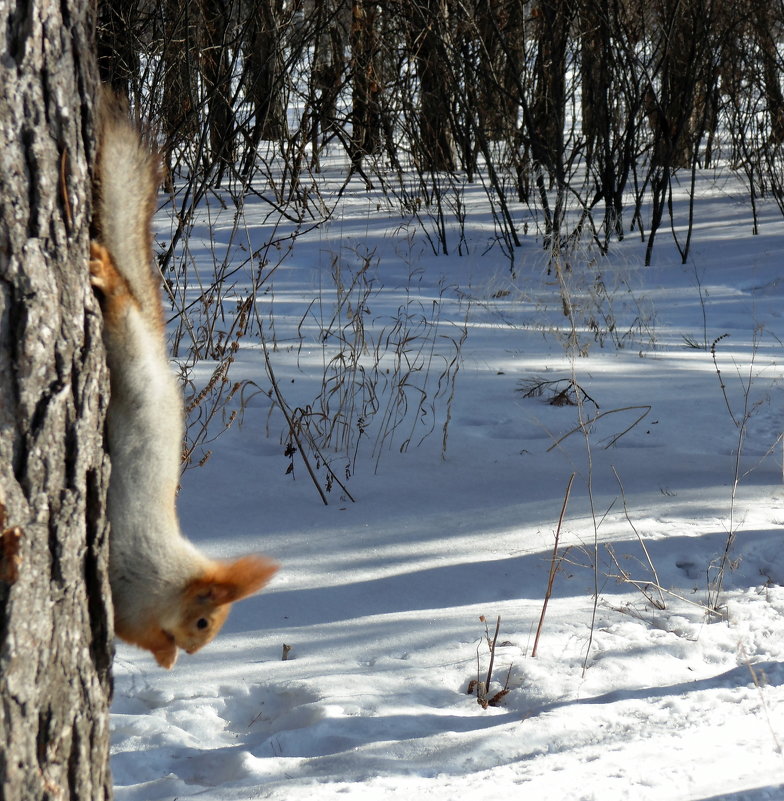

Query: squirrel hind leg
[89,241,137,325]
[89,241,121,294]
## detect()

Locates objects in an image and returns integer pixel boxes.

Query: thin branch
[546,405,651,452]
[611,466,666,609]
[484,615,502,692]
[532,473,574,658]
[261,337,329,506]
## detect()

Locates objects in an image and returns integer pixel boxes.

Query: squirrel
[88,91,278,669]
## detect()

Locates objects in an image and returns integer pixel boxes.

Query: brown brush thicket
[96,0,784,264]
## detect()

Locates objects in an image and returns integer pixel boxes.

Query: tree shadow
[526,660,784,719]
[691,787,784,801]
[232,527,784,631]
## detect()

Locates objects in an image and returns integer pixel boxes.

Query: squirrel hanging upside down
[89,91,278,669]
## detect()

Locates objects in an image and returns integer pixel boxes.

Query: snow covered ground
[111,170,784,800]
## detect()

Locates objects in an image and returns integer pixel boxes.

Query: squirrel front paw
[153,643,178,669]
[148,628,178,669]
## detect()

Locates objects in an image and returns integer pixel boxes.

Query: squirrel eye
[196,618,209,630]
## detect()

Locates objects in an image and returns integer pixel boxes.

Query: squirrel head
[169,554,279,657]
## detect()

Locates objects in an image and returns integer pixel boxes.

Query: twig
[470,615,508,708]
[289,408,356,502]
[532,473,574,658]
[484,615,501,692]
[582,396,599,678]
[708,333,757,611]
[611,466,666,609]
[519,377,600,410]
[710,334,737,427]
[261,337,329,505]
[546,405,651,452]
[608,573,725,617]
[605,545,665,609]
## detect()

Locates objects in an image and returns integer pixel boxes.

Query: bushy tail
[92,89,162,330]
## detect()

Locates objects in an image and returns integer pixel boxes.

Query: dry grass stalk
[467,615,511,709]
[532,473,574,658]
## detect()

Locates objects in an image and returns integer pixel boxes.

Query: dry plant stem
[550,242,600,677]
[532,472,575,658]
[611,466,666,609]
[606,570,724,617]
[746,660,784,757]
[708,334,757,611]
[605,545,663,609]
[710,334,737,426]
[261,337,328,506]
[519,377,600,409]
[546,405,651,452]
[261,333,356,505]
[484,615,502,693]
[300,248,465,475]
[472,616,509,708]
[583,427,600,678]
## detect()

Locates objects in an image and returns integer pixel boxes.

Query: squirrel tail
[92,89,162,326]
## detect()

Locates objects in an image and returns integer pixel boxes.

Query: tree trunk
[476,0,524,142]
[244,0,288,147]
[161,0,198,185]
[96,0,142,98]
[311,0,346,143]
[412,0,455,172]
[530,0,573,180]
[0,2,114,800]
[350,0,382,169]
[198,0,236,182]
[750,3,784,144]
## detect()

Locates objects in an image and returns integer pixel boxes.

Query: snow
[112,170,784,800]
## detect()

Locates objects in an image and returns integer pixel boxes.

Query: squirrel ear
[196,555,279,606]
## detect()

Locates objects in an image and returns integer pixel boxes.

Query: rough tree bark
[160,0,198,184]
[530,0,573,180]
[96,0,141,98]
[0,2,114,800]
[198,0,236,182]
[350,0,382,170]
[244,0,288,148]
[411,0,455,172]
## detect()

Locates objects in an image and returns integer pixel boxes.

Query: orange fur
[111,553,278,668]
[115,617,178,670]
[89,241,138,328]
[188,555,281,605]
[165,556,279,660]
